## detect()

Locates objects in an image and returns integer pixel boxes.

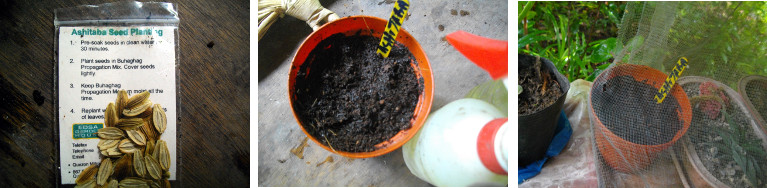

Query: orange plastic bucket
[288,16,434,158]
[589,64,692,172]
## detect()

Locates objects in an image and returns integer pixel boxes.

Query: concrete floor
[257,0,508,186]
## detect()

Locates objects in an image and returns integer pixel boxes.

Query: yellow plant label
[377,0,410,58]
[655,57,688,104]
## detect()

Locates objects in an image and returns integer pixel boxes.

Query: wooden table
[0,0,249,187]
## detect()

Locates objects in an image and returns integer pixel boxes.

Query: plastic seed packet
[54,1,179,186]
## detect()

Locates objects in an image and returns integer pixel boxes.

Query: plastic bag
[54,1,180,186]
[519,79,599,187]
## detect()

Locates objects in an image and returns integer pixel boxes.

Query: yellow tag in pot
[377,0,410,58]
[655,57,688,104]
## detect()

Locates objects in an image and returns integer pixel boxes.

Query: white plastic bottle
[402,98,509,186]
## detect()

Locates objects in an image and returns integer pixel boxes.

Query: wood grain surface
[0,0,249,187]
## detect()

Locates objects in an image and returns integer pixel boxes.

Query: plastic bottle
[403,99,509,186]
[402,31,508,186]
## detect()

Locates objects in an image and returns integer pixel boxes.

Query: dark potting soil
[518,56,563,115]
[293,33,424,152]
[745,79,767,124]
[683,82,766,188]
[592,75,682,145]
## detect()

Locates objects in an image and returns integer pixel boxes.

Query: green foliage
[714,110,767,187]
[696,2,767,87]
[518,1,625,81]
[618,2,767,88]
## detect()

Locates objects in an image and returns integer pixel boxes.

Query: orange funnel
[446,31,508,79]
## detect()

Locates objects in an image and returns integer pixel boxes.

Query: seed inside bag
[76,89,172,187]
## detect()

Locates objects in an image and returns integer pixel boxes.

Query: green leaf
[542,45,557,54]
[557,14,569,41]
[716,109,767,187]
[589,38,617,63]
[518,1,535,21]
[518,31,549,49]
[585,63,612,81]
[598,63,611,70]
[744,143,762,153]
[607,7,620,24]
[733,152,746,171]
[625,36,645,53]
[526,11,537,20]
[725,112,739,135]
[746,158,758,187]
[717,126,733,144]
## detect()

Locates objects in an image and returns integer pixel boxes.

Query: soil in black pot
[592,75,682,145]
[518,56,562,115]
[293,33,424,152]
[683,82,767,188]
[745,79,767,124]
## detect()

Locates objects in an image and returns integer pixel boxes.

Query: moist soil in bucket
[518,57,562,115]
[683,82,767,188]
[592,75,682,145]
[293,33,424,153]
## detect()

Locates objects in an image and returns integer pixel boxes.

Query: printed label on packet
[58,26,177,184]
[655,57,688,104]
[73,123,103,139]
[377,0,410,58]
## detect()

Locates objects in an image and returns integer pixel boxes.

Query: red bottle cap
[477,118,508,175]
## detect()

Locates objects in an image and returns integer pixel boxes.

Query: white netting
[591,2,767,187]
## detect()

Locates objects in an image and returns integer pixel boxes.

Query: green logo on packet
[73,123,103,139]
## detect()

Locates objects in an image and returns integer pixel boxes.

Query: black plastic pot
[518,54,570,167]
